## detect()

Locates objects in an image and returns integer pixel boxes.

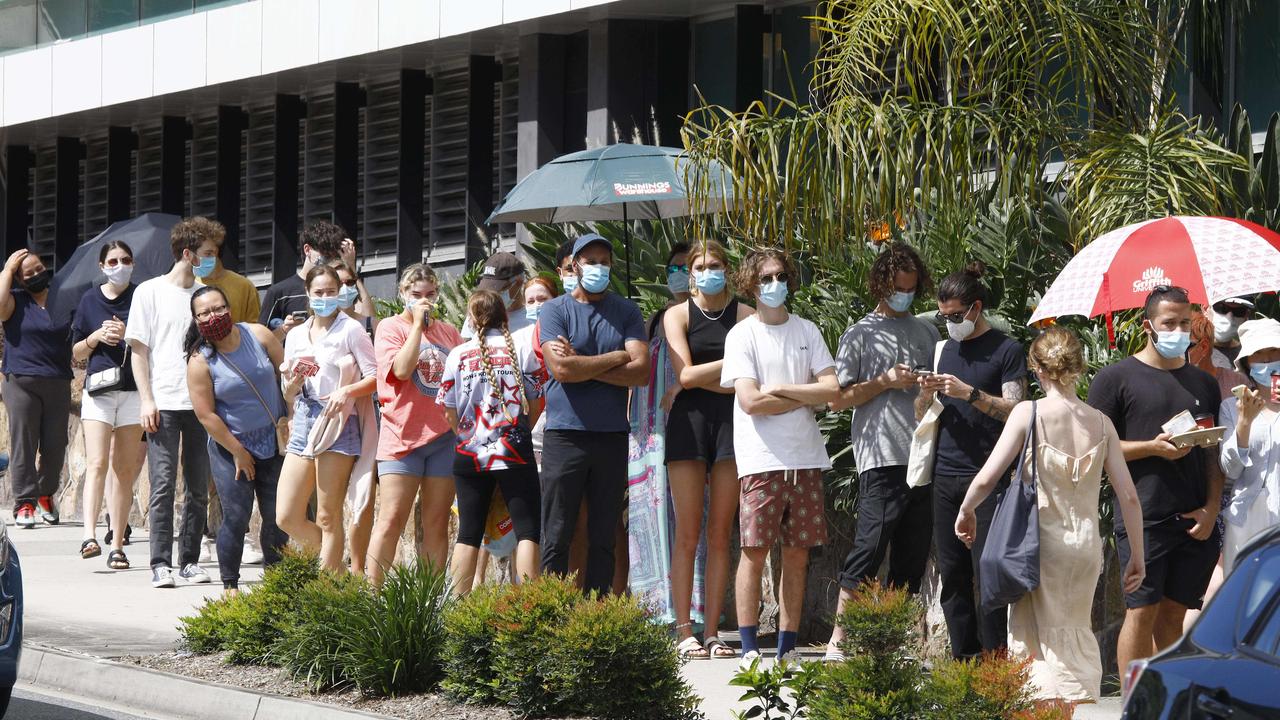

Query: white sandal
[704,636,737,659]
[677,635,709,660]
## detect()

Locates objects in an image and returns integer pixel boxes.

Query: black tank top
[686,297,738,365]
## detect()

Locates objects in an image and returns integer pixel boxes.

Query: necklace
[694,298,728,322]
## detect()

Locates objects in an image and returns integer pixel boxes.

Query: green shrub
[918,652,1076,720]
[259,548,323,597]
[490,575,583,717]
[833,583,920,660]
[441,583,503,705]
[178,595,236,654]
[269,572,372,691]
[545,594,703,720]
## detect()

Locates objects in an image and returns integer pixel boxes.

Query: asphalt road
[8,686,151,719]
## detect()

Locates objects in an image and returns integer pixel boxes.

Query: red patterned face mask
[197,312,233,342]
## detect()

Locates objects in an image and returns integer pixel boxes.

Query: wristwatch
[967,386,981,403]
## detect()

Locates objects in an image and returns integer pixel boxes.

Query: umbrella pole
[624,204,634,299]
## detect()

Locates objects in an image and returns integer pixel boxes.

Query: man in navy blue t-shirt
[538,233,648,595]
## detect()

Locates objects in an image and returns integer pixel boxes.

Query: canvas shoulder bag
[979,400,1042,613]
[905,340,948,488]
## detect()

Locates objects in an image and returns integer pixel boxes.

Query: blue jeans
[208,442,287,589]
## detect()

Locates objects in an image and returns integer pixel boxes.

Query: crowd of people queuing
[5,213,1280,703]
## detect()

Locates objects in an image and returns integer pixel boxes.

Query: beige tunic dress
[1007,415,1106,702]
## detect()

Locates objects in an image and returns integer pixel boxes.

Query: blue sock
[777,630,798,657]
[739,625,759,654]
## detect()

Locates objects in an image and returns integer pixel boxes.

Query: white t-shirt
[284,311,378,407]
[124,276,198,411]
[720,314,836,477]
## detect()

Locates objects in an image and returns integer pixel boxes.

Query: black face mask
[22,269,51,294]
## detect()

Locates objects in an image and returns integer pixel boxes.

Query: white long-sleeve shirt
[1218,396,1280,566]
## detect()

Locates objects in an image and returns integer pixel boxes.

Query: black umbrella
[47,213,181,326]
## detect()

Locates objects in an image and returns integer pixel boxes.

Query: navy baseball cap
[572,233,612,258]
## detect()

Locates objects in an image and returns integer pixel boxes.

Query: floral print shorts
[739,469,828,548]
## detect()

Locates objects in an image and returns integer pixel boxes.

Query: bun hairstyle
[1028,326,1085,384]
[937,260,988,306]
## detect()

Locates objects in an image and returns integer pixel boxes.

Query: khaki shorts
[739,469,828,548]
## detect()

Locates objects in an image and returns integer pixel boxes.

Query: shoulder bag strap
[218,338,280,424]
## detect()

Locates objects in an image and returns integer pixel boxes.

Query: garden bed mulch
[123,652,519,720]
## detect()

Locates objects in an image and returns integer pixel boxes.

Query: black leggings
[454,463,542,548]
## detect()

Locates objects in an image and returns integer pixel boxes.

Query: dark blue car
[1121,525,1280,720]
[0,517,22,717]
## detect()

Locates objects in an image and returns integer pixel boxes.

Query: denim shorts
[285,397,361,457]
[377,432,456,478]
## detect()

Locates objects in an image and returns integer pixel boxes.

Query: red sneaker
[14,503,36,529]
[36,496,59,525]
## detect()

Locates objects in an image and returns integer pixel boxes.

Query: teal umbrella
[487,144,734,296]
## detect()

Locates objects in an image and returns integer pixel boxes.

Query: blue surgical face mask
[1249,360,1280,386]
[1152,329,1192,359]
[192,255,217,278]
[695,268,726,295]
[525,303,541,321]
[579,263,611,293]
[337,284,359,308]
[758,280,788,308]
[309,296,339,318]
[562,274,578,293]
[667,269,690,295]
[887,290,915,313]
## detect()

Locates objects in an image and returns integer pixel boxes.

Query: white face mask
[1212,311,1243,344]
[103,263,133,286]
[946,317,976,342]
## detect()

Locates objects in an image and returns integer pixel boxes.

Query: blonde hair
[687,239,732,296]
[468,290,529,417]
[398,262,438,292]
[1029,327,1086,384]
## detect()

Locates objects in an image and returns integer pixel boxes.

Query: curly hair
[735,247,798,297]
[169,216,225,260]
[869,242,931,301]
[1028,326,1085,384]
[300,221,346,258]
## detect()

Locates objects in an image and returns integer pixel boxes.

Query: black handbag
[979,400,1041,613]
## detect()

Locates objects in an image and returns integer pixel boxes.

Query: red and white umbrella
[1029,216,1280,325]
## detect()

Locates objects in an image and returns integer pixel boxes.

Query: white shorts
[81,389,142,428]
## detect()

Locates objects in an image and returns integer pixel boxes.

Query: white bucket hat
[1234,318,1280,374]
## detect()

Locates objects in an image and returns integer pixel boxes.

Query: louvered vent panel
[303,88,335,228]
[428,65,470,257]
[30,147,56,260]
[363,76,401,264]
[83,134,109,240]
[493,59,519,239]
[190,113,218,221]
[243,105,276,276]
[134,124,163,215]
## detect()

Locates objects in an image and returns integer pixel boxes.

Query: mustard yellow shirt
[197,262,262,324]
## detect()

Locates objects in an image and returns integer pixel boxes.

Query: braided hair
[468,290,529,419]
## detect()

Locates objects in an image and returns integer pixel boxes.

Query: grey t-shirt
[835,312,941,473]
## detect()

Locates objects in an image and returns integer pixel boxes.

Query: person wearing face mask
[367,263,463,586]
[1208,297,1253,367]
[1,248,73,531]
[1087,285,1223,678]
[823,242,938,661]
[1219,318,1280,570]
[124,218,219,588]
[555,239,578,295]
[192,217,261,324]
[184,286,290,595]
[260,221,347,340]
[461,252,531,339]
[330,260,377,336]
[915,261,1027,659]
[70,241,144,567]
[538,233,650,597]
[275,266,378,573]
[721,248,839,667]
[659,240,753,659]
[514,277,558,461]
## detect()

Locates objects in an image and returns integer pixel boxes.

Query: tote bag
[979,400,1041,613]
[906,340,948,488]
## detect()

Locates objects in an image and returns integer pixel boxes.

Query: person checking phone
[823,242,938,661]
[1087,285,1222,679]
[916,261,1027,659]
[366,263,462,585]
[260,221,347,340]
[185,286,290,595]
[276,265,378,573]
[1218,318,1280,569]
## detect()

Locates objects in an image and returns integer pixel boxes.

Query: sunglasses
[341,278,358,287]
[666,264,688,274]
[103,257,134,267]
[935,303,976,324]
[1213,302,1250,318]
[759,272,790,285]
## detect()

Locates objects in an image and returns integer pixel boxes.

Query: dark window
[140,0,189,22]
[1250,600,1280,657]
[87,0,138,34]
[0,1,39,52]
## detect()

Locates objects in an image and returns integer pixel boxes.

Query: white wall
[0,0,612,128]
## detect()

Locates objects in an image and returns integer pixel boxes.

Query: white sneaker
[738,650,762,672]
[241,542,264,565]
[775,650,804,668]
[151,565,176,589]
[180,563,212,584]
[199,538,215,563]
